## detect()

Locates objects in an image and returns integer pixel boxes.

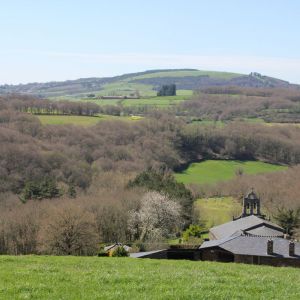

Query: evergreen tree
[67,184,77,198]
[157,84,176,96]
[274,207,300,236]
[21,177,61,201]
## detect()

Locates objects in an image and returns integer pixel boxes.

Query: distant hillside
[0,69,295,98]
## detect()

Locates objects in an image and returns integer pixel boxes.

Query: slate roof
[200,236,300,258]
[210,215,283,240]
[130,250,167,258]
[245,226,284,237]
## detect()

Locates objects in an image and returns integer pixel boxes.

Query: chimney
[289,241,295,257]
[267,239,273,255]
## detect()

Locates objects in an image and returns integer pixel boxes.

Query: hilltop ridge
[0,69,296,98]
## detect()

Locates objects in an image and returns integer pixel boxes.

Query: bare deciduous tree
[38,204,98,255]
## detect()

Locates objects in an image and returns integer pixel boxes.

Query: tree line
[177,87,300,123]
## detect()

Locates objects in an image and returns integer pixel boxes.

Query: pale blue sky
[1,0,300,84]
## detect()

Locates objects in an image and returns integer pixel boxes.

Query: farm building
[200,235,300,268]
[200,190,300,267]
[209,190,284,240]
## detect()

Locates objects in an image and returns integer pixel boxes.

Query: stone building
[209,190,284,240]
[200,235,300,268]
[201,190,300,267]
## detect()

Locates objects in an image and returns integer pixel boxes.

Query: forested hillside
[0,93,300,255]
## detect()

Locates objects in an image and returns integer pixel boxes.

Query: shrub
[182,224,203,241]
[111,246,129,257]
[98,249,108,257]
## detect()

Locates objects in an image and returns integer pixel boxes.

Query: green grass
[0,256,299,300]
[175,89,194,96]
[132,70,242,80]
[36,115,142,126]
[122,95,189,107]
[50,90,192,107]
[98,81,156,97]
[195,197,242,228]
[80,98,122,106]
[175,160,287,185]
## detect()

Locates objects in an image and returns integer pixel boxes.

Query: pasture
[195,197,242,228]
[99,81,156,97]
[122,95,189,107]
[50,91,192,108]
[132,70,242,80]
[175,160,287,185]
[0,256,299,300]
[36,115,142,126]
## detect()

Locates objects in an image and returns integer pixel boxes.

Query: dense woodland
[0,94,300,255]
[178,87,300,122]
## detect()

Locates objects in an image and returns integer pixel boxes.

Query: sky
[1,0,300,84]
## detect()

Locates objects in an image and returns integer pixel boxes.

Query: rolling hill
[0,69,295,98]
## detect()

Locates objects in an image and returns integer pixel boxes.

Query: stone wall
[234,254,300,268]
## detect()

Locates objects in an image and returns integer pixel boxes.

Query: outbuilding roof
[245,225,284,237]
[210,215,283,240]
[200,236,300,258]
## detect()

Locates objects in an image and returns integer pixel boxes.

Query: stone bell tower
[240,189,265,219]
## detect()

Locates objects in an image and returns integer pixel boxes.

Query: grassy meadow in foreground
[175,160,287,185]
[0,256,299,300]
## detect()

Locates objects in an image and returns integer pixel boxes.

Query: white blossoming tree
[128,191,182,242]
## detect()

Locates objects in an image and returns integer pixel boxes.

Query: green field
[50,91,192,108]
[80,98,122,106]
[98,81,156,97]
[132,70,242,80]
[36,115,142,126]
[122,95,189,107]
[175,160,287,185]
[195,197,242,228]
[0,256,299,300]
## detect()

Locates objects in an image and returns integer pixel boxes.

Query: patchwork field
[50,91,192,108]
[97,81,157,97]
[0,256,299,300]
[36,115,142,126]
[195,197,242,228]
[175,160,287,185]
[122,95,190,107]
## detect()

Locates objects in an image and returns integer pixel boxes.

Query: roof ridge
[217,234,241,246]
